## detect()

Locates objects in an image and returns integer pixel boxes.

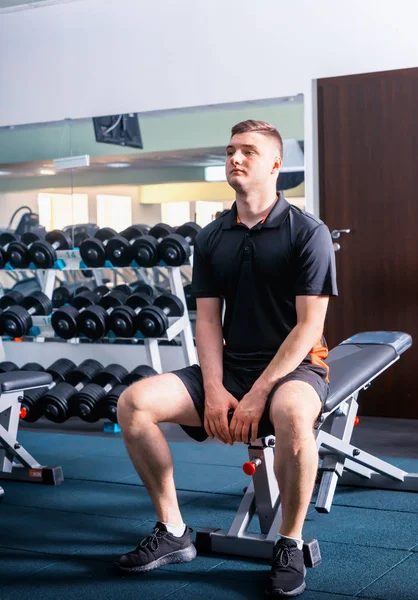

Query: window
[97,195,132,232]
[38,193,89,231]
[195,201,224,227]
[161,202,190,227]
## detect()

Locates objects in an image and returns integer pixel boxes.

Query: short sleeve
[191,233,222,298]
[294,224,338,296]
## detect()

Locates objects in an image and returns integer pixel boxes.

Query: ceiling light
[39,169,56,175]
[204,166,226,182]
[106,162,132,168]
[0,170,11,176]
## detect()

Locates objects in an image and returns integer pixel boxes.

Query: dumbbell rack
[1,250,197,376]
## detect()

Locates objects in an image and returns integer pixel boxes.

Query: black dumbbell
[42,359,103,423]
[131,223,174,267]
[103,364,158,423]
[20,358,76,423]
[136,292,184,337]
[105,225,149,267]
[28,230,72,269]
[21,362,44,371]
[72,364,129,422]
[159,222,202,266]
[108,291,153,338]
[0,291,52,337]
[7,233,45,269]
[77,288,130,340]
[51,287,109,339]
[79,227,118,268]
[0,232,20,269]
[0,361,18,373]
[0,291,25,318]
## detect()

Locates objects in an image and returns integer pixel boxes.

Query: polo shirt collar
[222,192,291,230]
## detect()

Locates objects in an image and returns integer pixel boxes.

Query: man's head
[225,120,283,194]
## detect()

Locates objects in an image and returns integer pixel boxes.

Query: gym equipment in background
[71,364,129,422]
[42,359,103,423]
[28,230,73,269]
[79,228,117,268]
[7,233,44,269]
[159,222,201,266]
[131,223,174,267]
[108,290,153,337]
[77,288,130,340]
[0,291,52,337]
[136,292,184,337]
[0,232,20,268]
[105,225,149,267]
[20,359,76,422]
[51,287,109,339]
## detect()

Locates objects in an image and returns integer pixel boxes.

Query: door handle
[331,229,351,240]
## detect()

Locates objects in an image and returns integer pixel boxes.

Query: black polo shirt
[191,193,338,365]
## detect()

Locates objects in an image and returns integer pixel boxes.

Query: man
[116,120,338,598]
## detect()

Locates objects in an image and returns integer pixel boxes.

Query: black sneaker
[265,538,306,598]
[115,522,197,574]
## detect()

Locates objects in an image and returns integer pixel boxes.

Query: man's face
[225,132,282,192]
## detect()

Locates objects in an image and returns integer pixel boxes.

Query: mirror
[0,95,304,325]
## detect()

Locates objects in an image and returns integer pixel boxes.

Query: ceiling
[0,147,227,179]
[0,0,78,12]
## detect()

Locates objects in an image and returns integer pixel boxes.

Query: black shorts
[171,360,329,442]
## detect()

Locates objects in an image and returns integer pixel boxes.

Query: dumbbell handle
[27,306,40,317]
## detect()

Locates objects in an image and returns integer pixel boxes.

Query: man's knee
[269,382,321,442]
[117,378,156,424]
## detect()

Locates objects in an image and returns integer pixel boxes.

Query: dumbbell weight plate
[52,286,72,308]
[103,383,127,422]
[131,223,173,267]
[105,225,147,267]
[42,382,76,423]
[80,226,117,267]
[21,291,53,315]
[21,362,44,371]
[159,223,201,266]
[0,361,18,373]
[51,305,79,339]
[72,383,107,422]
[124,364,158,385]
[109,292,152,338]
[0,291,24,310]
[29,230,72,269]
[153,293,184,316]
[136,294,184,338]
[8,233,42,269]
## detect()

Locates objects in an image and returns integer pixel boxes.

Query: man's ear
[272,156,283,175]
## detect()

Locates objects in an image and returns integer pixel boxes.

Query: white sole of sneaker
[116,543,197,574]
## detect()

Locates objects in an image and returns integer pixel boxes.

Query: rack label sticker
[29,469,43,479]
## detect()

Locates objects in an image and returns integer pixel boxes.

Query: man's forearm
[253,323,323,395]
[195,318,224,393]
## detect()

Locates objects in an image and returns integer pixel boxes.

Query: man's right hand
[204,387,239,444]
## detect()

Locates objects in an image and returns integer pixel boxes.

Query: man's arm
[195,297,239,443]
[195,297,224,393]
[252,295,329,396]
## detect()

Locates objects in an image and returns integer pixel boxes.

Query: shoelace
[138,527,168,553]
[136,526,193,553]
[272,542,298,568]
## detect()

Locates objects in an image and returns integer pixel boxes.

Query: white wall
[0,0,417,127]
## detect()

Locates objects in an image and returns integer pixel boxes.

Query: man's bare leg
[269,380,321,539]
[117,373,202,525]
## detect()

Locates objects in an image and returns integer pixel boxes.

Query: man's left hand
[229,388,268,443]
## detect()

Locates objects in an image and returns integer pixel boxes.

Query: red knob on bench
[354,416,360,426]
[19,407,27,419]
[243,458,262,476]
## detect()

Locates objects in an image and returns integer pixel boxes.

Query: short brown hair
[231,120,283,158]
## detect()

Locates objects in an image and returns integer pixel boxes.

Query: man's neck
[235,190,278,228]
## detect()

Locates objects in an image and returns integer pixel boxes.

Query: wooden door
[318,67,418,418]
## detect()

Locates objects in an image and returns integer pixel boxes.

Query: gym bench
[191,331,416,562]
[0,370,62,502]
